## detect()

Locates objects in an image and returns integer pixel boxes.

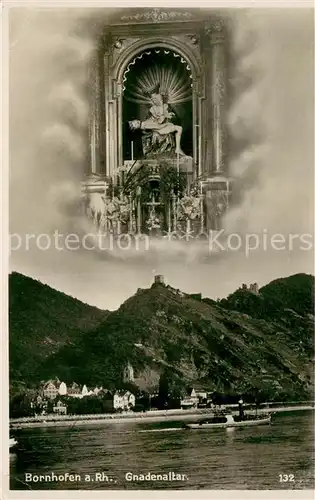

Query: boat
[9,437,18,449]
[185,413,272,429]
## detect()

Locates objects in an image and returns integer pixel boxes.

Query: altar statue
[129,86,185,158]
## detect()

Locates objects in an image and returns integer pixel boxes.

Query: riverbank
[10,405,314,429]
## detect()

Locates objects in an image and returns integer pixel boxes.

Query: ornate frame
[102,36,203,180]
[88,13,228,184]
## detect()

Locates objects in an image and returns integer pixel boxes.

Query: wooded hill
[9,272,314,401]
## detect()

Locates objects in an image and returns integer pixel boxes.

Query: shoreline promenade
[10,404,314,429]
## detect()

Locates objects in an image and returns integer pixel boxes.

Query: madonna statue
[129,84,186,158]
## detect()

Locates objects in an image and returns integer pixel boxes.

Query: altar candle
[216,129,220,171]
[168,202,171,233]
[177,152,180,192]
[131,141,134,161]
[198,100,202,177]
[137,188,141,234]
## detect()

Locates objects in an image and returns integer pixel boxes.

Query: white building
[104,390,136,411]
[81,384,90,397]
[67,382,82,398]
[195,390,207,400]
[58,382,67,396]
[180,388,198,409]
[53,400,67,415]
[113,391,136,410]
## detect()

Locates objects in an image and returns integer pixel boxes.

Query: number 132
[279,474,295,482]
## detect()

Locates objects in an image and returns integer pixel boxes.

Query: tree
[158,371,170,409]
[10,392,33,418]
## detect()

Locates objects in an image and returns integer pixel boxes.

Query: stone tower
[123,362,134,383]
[154,275,165,285]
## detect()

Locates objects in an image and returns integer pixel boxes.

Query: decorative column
[209,19,227,176]
[88,50,102,175]
[202,18,230,232]
[102,33,115,179]
[82,47,110,229]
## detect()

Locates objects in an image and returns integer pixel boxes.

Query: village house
[81,384,93,397]
[53,400,67,415]
[93,386,103,395]
[36,395,43,405]
[195,390,208,400]
[58,381,67,396]
[39,379,112,418]
[41,380,110,401]
[67,383,101,398]
[42,380,60,400]
[67,382,82,398]
[196,390,209,408]
[42,379,68,399]
[180,388,199,409]
[103,390,136,412]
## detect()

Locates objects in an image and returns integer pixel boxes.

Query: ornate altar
[82,8,231,239]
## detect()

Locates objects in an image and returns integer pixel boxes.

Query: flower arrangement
[146,215,161,231]
[178,195,201,220]
[105,198,120,219]
[117,200,131,224]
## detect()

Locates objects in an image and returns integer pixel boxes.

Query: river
[10,410,314,490]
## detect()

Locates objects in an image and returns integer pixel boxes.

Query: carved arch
[113,37,202,86]
[103,37,204,178]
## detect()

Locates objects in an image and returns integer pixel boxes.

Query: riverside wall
[9,403,314,429]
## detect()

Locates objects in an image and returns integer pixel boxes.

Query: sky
[8,7,314,310]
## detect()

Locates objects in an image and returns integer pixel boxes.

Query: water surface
[10,410,314,490]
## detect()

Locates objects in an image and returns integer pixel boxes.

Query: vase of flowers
[146,215,161,235]
[178,195,201,221]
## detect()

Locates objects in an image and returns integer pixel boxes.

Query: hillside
[219,274,314,319]
[36,276,314,401]
[260,274,314,316]
[9,272,109,387]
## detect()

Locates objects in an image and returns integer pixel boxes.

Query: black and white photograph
[3,1,315,495]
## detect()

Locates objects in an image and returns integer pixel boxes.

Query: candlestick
[137,187,141,234]
[177,153,180,202]
[200,192,204,234]
[128,195,133,233]
[168,202,171,234]
[186,218,191,236]
[131,141,134,161]
[90,116,96,174]
[101,183,108,237]
[172,191,177,232]
[194,123,199,169]
[198,102,202,177]
[216,124,220,170]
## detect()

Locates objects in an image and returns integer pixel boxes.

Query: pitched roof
[43,380,59,389]
[68,382,81,393]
